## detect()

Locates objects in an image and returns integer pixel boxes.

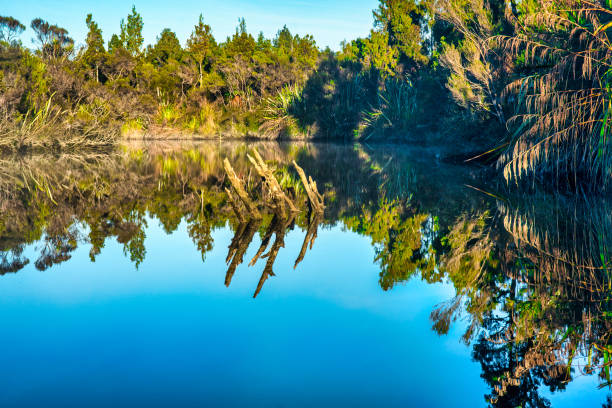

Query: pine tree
[83,14,106,82]
[148,28,182,66]
[108,33,122,53]
[186,14,217,88]
[119,5,143,57]
[373,0,432,63]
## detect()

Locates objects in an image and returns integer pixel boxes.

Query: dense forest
[1,0,611,192]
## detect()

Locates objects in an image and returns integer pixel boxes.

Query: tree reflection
[0,246,29,275]
[422,193,612,406]
[2,141,611,404]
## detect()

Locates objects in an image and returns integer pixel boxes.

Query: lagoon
[0,141,609,407]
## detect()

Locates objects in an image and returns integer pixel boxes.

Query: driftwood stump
[221,150,326,298]
[247,149,298,217]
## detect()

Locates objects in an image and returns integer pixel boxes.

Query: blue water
[1,141,610,407]
[0,218,607,407]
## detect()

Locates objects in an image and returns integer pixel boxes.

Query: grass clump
[121,118,145,138]
[260,84,306,138]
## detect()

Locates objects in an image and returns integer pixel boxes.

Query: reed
[121,118,145,138]
[500,0,612,191]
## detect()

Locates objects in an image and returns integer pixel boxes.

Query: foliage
[260,84,305,138]
[186,14,217,89]
[437,0,509,124]
[0,0,611,191]
[0,16,25,46]
[119,6,144,57]
[82,14,105,82]
[147,28,183,66]
[499,0,612,191]
[358,76,418,139]
[373,0,433,63]
[30,18,74,60]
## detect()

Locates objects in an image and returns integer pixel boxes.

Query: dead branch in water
[223,149,324,220]
[221,149,325,298]
[247,149,298,217]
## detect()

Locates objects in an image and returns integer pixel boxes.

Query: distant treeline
[1,0,612,192]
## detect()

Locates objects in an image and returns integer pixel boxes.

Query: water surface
[0,141,610,407]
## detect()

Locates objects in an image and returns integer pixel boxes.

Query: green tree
[120,5,144,57]
[0,16,25,45]
[83,14,106,82]
[256,31,271,53]
[108,33,122,53]
[30,18,74,59]
[225,18,256,57]
[186,14,217,89]
[347,30,398,78]
[373,0,432,64]
[147,28,182,66]
[274,25,294,53]
[292,34,318,67]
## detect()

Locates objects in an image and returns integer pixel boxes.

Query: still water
[0,141,610,407]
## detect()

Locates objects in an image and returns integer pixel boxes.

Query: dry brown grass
[0,96,117,152]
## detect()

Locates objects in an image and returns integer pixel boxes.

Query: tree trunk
[199,61,203,89]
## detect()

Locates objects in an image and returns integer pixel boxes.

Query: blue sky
[4,0,379,50]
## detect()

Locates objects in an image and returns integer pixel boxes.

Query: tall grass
[181,103,219,135]
[259,84,305,138]
[358,77,417,140]
[0,95,116,151]
[0,95,60,146]
[196,102,219,135]
[121,118,145,138]
[158,103,180,125]
[500,0,612,191]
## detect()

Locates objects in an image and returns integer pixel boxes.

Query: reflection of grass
[499,194,612,285]
[0,141,422,276]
